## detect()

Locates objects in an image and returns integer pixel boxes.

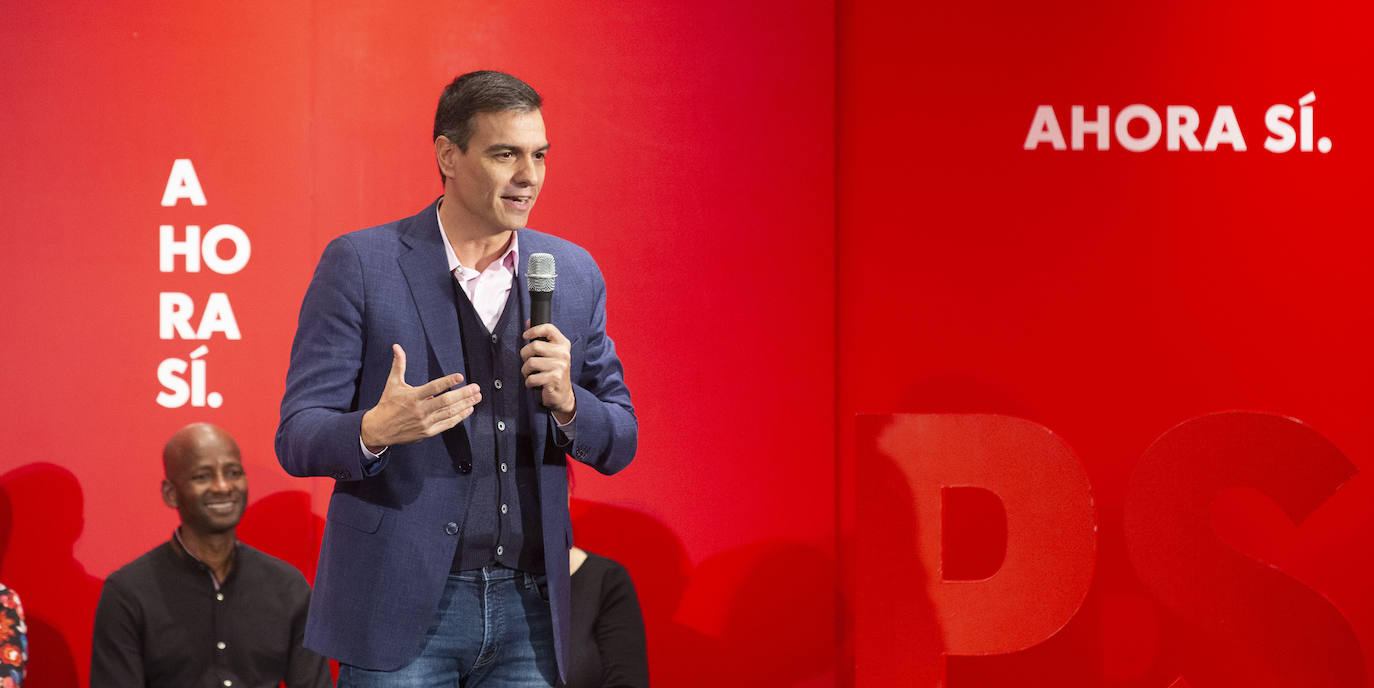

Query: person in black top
[564,546,648,688]
[90,423,330,688]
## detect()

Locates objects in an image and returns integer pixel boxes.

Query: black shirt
[563,552,649,688]
[90,537,330,688]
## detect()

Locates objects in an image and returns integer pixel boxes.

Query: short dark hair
[434,70,542,183]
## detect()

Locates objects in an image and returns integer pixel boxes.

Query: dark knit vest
[449,280,543,572]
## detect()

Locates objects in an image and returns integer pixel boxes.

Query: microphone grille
[527,252,556,293]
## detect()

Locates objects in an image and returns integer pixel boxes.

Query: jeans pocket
[526,573,551,602]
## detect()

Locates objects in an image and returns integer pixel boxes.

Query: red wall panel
[838,0,1374,685]
[0,2,834,685]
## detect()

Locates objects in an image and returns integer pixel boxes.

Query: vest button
[497,420,506,432]
[458,462,472,474]
[444,522,459,535]
[494,379,502,390]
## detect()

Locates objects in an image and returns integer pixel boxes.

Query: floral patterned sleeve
[0,583,25,688]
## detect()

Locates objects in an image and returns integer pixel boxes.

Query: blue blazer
[276,201,637,679]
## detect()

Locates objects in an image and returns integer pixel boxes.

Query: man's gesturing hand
[521,322,575,424]
[360,344,481,453]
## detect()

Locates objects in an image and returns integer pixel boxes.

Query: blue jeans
[338,566,558,687]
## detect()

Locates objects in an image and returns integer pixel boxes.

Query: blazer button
[458,462,472,474]
[444,522,459,535]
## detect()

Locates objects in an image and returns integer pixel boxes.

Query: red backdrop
[3,0,1373,686]
[838,0,1374,686]
[0,2,833,686]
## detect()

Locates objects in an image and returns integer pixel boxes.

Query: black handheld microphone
[527,253,556,328]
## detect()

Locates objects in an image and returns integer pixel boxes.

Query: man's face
[441,108,548,235]
[161,432,248,537]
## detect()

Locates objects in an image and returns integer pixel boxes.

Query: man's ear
[435,135,457,180]
[161,479,177,509]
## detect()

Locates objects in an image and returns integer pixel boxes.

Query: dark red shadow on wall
[571,499,837,686]
[687,539,837,686]
[0,462,104,688]
[237,490,325,586]
[569,500,711,687]
[849,414,944,687]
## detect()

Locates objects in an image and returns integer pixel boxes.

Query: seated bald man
[91,423,330,688]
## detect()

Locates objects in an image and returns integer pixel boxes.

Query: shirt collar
[436,206,520,276]
[171,527,238,590]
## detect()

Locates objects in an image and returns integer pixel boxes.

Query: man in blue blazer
[276,71,637,686]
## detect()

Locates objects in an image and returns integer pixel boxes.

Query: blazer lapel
[398,202,466,381]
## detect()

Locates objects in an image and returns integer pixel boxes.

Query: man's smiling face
[441,108,548,236]
[161,426,248,536]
